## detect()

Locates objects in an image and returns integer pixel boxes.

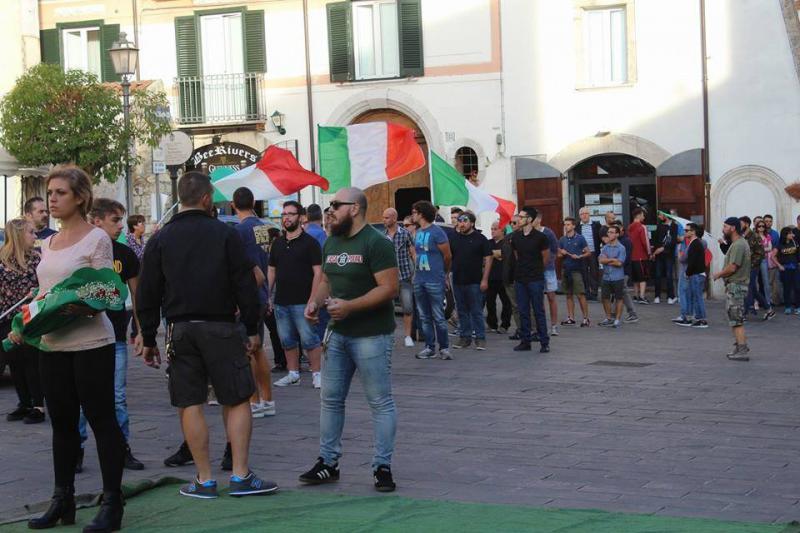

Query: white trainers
[274,373,300,387]
[668,297,678,305]
[312,372,322,389]
[403,336,414,347]
[654,297,661,304]
[261,401,276,416]
[251,402,270,419]
[551,325,559,337]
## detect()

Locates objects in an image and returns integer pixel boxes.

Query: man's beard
[284,220,300,232]
[330,213,353,236]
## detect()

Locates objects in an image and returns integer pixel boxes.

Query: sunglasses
[329,201,355,210]
[457,215,471,222]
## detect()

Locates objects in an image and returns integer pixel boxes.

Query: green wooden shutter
[398,0,424,77]
[40,29,61,65]
[100,24,122,82]
[326,2,353,82]
[243,10,266,73]
[175,16,203,123]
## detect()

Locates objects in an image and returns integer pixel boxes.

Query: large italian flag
[318,123,426,192]
[431,151,516,227]
[213,145,329,200]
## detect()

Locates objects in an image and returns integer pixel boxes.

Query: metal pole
[700,0,711,229]
[302,0,317,205]
[123,77,132,213]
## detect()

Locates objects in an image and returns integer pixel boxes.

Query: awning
[0,145,49,177]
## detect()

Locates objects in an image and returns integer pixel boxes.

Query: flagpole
[428,147,434,206]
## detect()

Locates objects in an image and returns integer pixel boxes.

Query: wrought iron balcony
[174,72,267,126]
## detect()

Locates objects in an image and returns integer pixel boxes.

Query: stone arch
[324,88,444,155]
[711,165,791,227]
[548,133,672,173]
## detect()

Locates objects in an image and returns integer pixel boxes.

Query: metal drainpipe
[700,0,711,230]
[302,0,317,204]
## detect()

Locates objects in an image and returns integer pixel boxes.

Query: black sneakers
[513,342,531,352]
[23,408,45,424]
[164,441,194,467]
[6,406,30,422]
[373,465,396,492]
[221,442,232,472]
[124,445,144,470]
[299,458,340,485]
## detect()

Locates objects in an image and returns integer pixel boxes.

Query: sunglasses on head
[329,201,355,210]
[457,215,471,222]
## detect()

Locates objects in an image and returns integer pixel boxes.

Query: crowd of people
[2,163,800,531]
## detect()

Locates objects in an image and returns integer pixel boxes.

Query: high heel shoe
[82,491,124,532]
[28,486,76,529]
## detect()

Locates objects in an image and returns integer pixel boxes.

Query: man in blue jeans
[79,199,144,471]
[511,206,551,353]
[410,200,452,360]
[301,187,399,492]
[450,211,492,350]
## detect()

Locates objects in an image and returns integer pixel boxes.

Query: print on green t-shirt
[724,237,751,284]
[322,225,398,337]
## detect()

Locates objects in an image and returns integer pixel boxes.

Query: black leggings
[39,344,124,492]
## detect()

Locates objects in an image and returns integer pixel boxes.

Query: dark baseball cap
[723,216,741,233]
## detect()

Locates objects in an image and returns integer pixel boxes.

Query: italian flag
[213,145,329,200]
[318,123,426,192]
[431,151,516,227]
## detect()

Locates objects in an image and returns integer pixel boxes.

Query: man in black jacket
[137,171,277,499]
[502,215,522,339]
[652,212,679,304]
[681,223,708,328]
[578,207,602,299]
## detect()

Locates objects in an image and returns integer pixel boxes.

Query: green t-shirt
[322,224,398,337]
[724,237,751,284]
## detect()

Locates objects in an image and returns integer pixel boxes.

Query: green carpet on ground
[3,480,798,533]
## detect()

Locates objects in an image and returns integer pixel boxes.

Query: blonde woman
[8,166,125,531]
[0,218,44,424]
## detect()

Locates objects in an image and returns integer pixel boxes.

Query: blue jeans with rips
[414,281,449,350]
[319,332,396,469]
[515,280,549,345]
[79,340,129,445]
[453,283,486,340]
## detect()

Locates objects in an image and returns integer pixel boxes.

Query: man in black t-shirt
[268,200,324,389]
[486,221,512,333]
[450,212,492,350]
[82,198,144,471]
[511,206,551,353]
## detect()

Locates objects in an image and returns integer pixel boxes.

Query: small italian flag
[431,151,516,227]
[318,123,426,193]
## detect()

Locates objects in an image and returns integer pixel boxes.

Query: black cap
[723,216,741,233]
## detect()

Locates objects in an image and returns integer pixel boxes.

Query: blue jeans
[274,304,321,351]
[320,332,396,469]
[678,267,691,318]
[453,284,486,340]
[781,268,800,307]
[79,341,129,444]
[414,281,449,350]
[688,274,707,320]
[515,280,549,345]
[745,268,770,312]
[315,307,331,342]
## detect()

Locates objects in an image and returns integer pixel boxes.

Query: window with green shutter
[243,10,266,120]
[175,16,203,124]
[41,21,126,82]
[326,0,423,82]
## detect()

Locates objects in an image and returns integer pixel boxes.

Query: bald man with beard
[301,187,400,492]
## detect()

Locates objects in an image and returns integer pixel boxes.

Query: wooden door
[656,175,706,224]
[516,177,564,238]
[351,109,429,223]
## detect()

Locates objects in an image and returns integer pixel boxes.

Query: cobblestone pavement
[1,300,799,524]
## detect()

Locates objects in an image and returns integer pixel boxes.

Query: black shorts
[601,279,625,301]
[168,321,255,408]
[631,260,650,282]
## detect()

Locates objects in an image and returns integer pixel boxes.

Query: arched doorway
[569,154,657,226]
[351,109,430,223]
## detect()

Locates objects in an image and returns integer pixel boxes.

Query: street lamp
[108,32,139,212]
[270,110,286,135]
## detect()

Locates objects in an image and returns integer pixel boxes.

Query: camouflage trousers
[725,282,748,327]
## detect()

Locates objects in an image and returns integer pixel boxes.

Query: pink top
[37,227,115,352]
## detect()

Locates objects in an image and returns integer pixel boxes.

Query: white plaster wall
[501,0,704,163]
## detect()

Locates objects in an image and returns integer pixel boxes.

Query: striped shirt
[385,225,414,281]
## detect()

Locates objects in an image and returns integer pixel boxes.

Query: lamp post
[270,110,286,135]
[108,32,139,212]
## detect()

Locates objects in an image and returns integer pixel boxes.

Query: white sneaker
[261,401,276,416]
[551,325,559,336]
[251,403,267,419]
[668,297,678,305]
[274,373,300,387]
[403,336,414,347]
[312,372,322,389]
[654,297,661,304]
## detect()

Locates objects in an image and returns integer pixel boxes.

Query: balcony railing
[174,72,267,126]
